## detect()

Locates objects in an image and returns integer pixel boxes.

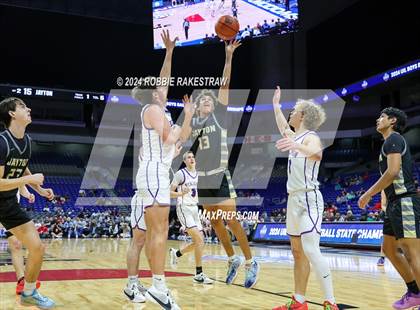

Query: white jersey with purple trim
[172,168,199,206]
[134,104,174,207]
[172,168,201,230]
[287,130,320,194]
[141,104,175,168]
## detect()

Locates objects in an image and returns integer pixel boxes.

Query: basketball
[215,15,240,40]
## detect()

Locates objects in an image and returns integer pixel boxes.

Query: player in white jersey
[127,30,195,310]
[271,87,339,310]
[169,151,214,284]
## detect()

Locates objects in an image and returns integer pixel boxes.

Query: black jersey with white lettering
[0,130,31,199]
[191,102,228,173]
[379,132,416,202]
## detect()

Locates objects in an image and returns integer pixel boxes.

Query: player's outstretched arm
[218,40,241,106]
[272,86,294,138]
[145,99,194,145]
[179,94,194,142]
[160,30,179,103]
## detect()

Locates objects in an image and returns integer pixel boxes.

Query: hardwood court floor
[0,238,406,309]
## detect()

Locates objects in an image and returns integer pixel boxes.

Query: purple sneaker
[377,257,385,266]
[393,291,420,310]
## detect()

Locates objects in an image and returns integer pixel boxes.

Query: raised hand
[183,94,195,118]
[161,29,179,51]
[225,39,242,55]
[273,86,281,106]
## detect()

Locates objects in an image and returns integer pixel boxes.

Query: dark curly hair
[381,107,407,133]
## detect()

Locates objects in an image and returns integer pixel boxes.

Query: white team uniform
[286,130,324,236]
[172,168,202,230]
[131,104,175,230]
[130,191,146,231]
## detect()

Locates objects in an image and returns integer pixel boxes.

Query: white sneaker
[136,281,147,296]
[193,272,214,285]
[169,248,178,269]
[146,286,180,310]
[124,283,146,303]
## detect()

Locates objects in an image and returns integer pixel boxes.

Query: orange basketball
[215,15,240,40]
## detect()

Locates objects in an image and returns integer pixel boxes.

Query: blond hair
[183,151,194,161]
[295,99,326,131]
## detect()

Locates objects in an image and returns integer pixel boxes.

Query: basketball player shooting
[187,40,260,289]
[272,87,339,310]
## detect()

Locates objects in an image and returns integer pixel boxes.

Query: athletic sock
[152,274,167,291]
[294,294,306,304]
[301,233,335,304]
[23,282,36,296]
[245,259,252,266]
[196,266,203,275]
[228,255,236,262]
[128,275,138,286]
[407,281,420,294]
[176,249,183,258]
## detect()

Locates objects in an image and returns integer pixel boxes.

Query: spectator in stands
[37,222,49,239]
[326,212,335,222]
[269,19,276,28]
[345,210,355,221]
[51,222,62,239]
[367,212,376,222]
[262,20,270,33]
[280,208,287,222]
[240,27,251,39]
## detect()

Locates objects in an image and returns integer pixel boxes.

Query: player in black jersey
[358,107,420,309]
[189,40,260,289]
[0,97,55,308]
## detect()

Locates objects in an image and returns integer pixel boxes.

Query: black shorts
[386,195,420,240]
[198,170,237,205]
[0,197,31,231]
[383,214,395,237]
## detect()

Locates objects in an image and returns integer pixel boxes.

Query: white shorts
[176,204,202,231]
[286,189,324,236]
[136,161,171,207]
[130,193,146,231]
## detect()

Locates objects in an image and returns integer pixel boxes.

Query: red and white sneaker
[16,277,41,295]
[273,296,309,310]
[323,300,339,310]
